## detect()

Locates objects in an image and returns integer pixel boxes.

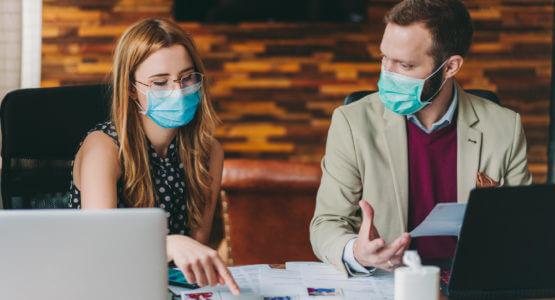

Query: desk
[170,265,555,300]
[171,291,553,300]
[272,264,451,299]
[167,264,449,299]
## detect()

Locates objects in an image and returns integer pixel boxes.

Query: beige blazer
[309,83,532,273]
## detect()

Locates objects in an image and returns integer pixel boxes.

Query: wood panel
[42,0,553,183]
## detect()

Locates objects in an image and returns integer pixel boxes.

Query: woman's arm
[191,139,224,244]
[73,131,121,209]
[166,140,239,293]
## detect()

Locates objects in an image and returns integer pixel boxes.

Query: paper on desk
[229,264,270,294]
[410,203,467,237]
[259,269,304,296]
[181,290,261,300]
[287,262,394,299]
[179,262,395,299]
[175,264,270,296]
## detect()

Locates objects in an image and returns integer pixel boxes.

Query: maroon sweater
[407,120,458,260]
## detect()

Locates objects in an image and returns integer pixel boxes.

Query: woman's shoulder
[82,131,118,152]
[89,121,119,142]
[72,122,121,192]
[78,122,120,163]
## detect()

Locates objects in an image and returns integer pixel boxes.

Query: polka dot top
[67,121,190,236]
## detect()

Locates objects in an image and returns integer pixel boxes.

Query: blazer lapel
[456,84,482,203]
[382,107,409,230]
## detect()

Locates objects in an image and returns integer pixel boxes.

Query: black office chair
[343,89,500,105]
[0,84,111,209]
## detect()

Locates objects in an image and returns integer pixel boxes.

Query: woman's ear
[444,55,464,79]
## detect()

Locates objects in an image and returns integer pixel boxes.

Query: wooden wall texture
[42,0,553,183]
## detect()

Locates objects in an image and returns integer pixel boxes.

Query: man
[310,0,532,276]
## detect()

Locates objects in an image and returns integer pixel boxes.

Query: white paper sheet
[181,290,262,300]
[174,264,271,296]
[409,203,467,237]
[178,262,395,299]
[259,269,304,296]
[289,262,394,299]
[229,264,271,294]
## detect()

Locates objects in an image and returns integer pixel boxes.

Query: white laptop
[0,208,168,300]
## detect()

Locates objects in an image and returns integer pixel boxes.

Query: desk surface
[268,265,555,300]
[270,264,451,299]
[169,265,555,300]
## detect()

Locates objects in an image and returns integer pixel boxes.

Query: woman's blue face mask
[136,82,201,129]
[377,60,448,115]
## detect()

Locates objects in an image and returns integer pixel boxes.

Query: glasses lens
[180,72,203,88]
[146,73,203,99]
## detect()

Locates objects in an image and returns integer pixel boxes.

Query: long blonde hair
[111,18,218,229]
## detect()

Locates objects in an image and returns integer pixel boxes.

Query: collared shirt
[406,87,458,134]
[342,86,459,276]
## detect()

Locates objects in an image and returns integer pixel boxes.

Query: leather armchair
[220,159,321,265]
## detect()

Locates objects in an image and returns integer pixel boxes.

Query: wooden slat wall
[42,0,553,183]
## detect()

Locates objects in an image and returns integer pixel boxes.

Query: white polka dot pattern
[67,121,190,235]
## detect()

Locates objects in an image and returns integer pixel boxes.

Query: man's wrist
[342,238,376,276]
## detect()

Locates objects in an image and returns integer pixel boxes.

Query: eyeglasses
[135,72,204,99]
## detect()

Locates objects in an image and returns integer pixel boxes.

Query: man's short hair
[384,0,474,66]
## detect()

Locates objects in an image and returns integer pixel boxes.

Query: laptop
[0,208,168,300]
[442,185,555,299]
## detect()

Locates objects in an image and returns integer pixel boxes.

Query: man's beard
[419,66,445,102]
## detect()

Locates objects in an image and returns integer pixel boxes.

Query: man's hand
[353,200,411,271]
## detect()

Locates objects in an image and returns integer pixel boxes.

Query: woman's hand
[167,235,240,295]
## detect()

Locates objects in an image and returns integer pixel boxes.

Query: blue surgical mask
[377,61,448,115]
[137,83,201,128]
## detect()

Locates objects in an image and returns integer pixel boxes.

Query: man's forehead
[380,22,433,63]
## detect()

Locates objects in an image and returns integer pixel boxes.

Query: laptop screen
[449,185,555,297]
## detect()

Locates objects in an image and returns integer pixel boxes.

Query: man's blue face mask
[137,82,201,129]
[377,60,448,115]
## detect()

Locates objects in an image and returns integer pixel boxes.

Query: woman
[67,18,239,295]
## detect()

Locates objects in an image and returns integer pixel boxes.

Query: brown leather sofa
[219,159,322,265]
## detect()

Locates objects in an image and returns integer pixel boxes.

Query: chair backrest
[1,84,111,209]
[220,159,321,265]
[343,89,500,105]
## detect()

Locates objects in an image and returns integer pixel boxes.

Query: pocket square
[476,172,499,188]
